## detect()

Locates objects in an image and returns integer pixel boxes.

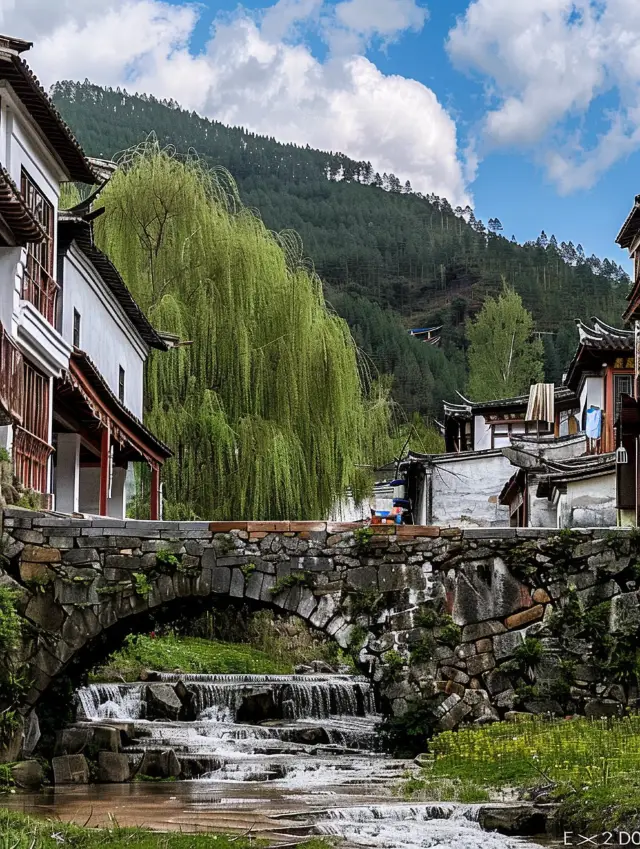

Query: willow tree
[94,141,392,520]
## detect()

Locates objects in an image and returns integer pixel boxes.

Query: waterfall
[77,684,143,721]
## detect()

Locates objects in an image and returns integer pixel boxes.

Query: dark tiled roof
[58,212,167,351]
[67,349,172,462]
[565,317,634,390]
[443,386,577,420]
[0,51,96,184]
[616,194,640,250]
[0,165,45,243]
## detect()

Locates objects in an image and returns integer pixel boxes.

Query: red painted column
[150,465,160,521]
[99,424,110,517]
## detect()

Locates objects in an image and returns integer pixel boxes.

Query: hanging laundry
[586,406,602,440]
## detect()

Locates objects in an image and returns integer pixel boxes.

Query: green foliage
[512,637,544,677]
[132,573,152,597]
[0,809,297,848]
[466,285,544,401]
[379,697,439,756]
[381,649,406,684]
[15,490,43,510]
[437,615,462,649]
[93,141,392,521]
[0,448,10,463]
[347,587,385,620]
[0,762,15,792]
[353,526,374,548]
[155,550,180,571]
[0,588,21,655]
[402,774,490,803]
[240,563,256,579]
[91,633,293,681]
[269,571,315,596]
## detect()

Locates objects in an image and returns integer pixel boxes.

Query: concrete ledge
[463,528,517,539]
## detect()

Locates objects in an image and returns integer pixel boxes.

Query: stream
[5,674,549,849]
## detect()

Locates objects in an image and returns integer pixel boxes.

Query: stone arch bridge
[2,507,639,737]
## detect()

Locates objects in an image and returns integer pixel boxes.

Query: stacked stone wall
[1,509,639,750]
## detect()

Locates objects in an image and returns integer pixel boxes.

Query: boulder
[11,760,44,789]
[585,698,624,718]
[138,749,181,779]
[98,751,131,783]
[23,711,40,758]
[146,684,182,721]
[478,803,548,836]
[52,754,89,785]
[451,558,532,625]
[237,689,280,723]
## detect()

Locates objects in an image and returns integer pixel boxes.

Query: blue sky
[12,0,640,269]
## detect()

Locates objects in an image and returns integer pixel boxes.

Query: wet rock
[450,558,532,625]
[237,689,280,723]
[52,754,89,784]
[138,749,181,779]
[98,751,131,783]
[11,760,44,789]
[23,711,40,758]
[478,803,548,836]
[146,684,182,721]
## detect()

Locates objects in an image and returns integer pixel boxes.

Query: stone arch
[4,514,423,711]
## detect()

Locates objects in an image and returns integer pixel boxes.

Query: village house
[399,387,579,528]
[0,34,171,518]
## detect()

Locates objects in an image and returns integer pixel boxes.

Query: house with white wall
[0,33,171,517]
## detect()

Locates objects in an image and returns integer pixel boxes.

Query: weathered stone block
[450,557,532,625]
[63,548,99,565]
[440,666,470,685]
[466,652,496,677]
[532,589,551,604]
[98,751,130,783]
[494,629,526,660]
[461,621,506,643]
[146,684,182,721]
[138,749,181,779]
[610,591,640,634]
[585,698,624,718]
[504,605,544,630]
[11,760,43,789]
[21,544,61,563]
[484,668,511,696]
[52,754,89,784]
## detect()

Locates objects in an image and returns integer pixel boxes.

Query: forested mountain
[52,81,630,416]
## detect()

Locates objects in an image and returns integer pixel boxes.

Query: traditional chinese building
[0,34,171,517]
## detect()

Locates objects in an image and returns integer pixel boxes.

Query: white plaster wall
[473,415,492,450]
[579,376,605,429]
[61,246,148,419]
[557,473,616,528]
[527,490,558,528]
[430,452,512,527]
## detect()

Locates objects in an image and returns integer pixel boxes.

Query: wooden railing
[13,426,53,494]
[22,252,58,325]
[0,325,23,424]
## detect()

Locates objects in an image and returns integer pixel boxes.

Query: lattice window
[614,373,634,423]
[20,170,58,324]
[14,361,52,493]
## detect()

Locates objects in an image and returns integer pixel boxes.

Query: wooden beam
[99,425,110,517]
[150,465,159,521]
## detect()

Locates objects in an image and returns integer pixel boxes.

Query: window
[614,373,634,423]
[73,309,81,348]
[118,366,125,404]
[490,420,551,449]
[13,360,52,493]
[20,170,58,324]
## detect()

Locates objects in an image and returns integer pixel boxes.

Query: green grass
[90,634,294,682]
[0,810,334,849]
[404,715,640,833]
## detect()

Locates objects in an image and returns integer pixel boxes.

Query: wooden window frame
[118,365,125,404]
[20,169,58,325]
[73,308,81,348]
[14,360,52,493]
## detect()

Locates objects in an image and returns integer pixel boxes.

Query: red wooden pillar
[150,464,160,521]
[99,424,110,517]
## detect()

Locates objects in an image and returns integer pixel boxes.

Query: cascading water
[61,675,547,849]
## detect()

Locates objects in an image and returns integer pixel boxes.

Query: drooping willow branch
[94,138,394,520]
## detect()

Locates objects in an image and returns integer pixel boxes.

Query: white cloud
[447,0,640,192]
[4,0,469,205]
[329,0,428,52]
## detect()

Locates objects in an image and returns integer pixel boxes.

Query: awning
[55,350,172,467]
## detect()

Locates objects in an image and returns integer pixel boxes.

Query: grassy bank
[0,810,332,848]
[404,715,640,833]
[91,634,294,681]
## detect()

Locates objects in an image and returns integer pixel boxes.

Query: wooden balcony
[22,252,58,325]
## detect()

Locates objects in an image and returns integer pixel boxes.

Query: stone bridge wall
[2,508,640,750]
